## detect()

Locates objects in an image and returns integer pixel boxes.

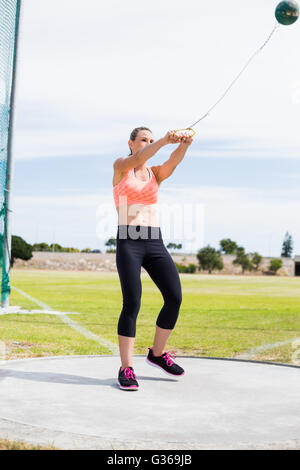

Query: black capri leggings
[116,225,182,337]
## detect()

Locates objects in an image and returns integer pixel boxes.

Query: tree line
[7,232,294,274]
[106,232,294,275]
[7,237,101,266]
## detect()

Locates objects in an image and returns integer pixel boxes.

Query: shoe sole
[146,357,185,377]
[119,384,139,391]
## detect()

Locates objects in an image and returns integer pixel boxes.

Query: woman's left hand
[178,134,194,146]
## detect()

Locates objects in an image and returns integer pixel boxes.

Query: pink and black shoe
[146,348,185,376]
[118,366,139,390]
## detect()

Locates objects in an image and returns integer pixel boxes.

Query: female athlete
[113,127,194,390]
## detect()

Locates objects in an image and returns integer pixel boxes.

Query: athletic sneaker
[118,366,139,390]
[146,348,185,376]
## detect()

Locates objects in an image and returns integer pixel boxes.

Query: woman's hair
[128,126,152,156]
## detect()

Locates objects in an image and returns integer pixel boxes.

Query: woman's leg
[142,240,182,354]
[118,335,135,370]
[116,238,145,369]
[152,325,173,357]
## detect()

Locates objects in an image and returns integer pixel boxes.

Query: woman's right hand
[163,130,183,145]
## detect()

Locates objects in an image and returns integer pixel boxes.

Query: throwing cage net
[0,0,21,307]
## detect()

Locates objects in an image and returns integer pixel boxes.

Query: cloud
[13,0,300,161]
[7,0,300,253]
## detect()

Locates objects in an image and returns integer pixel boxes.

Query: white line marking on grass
[236,337,300,360]
[0,306,81,315]
[12,287,119,355]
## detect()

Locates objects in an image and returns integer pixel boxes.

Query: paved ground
[0,355,300,450]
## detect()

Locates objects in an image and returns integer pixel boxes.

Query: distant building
[295,256,300,276]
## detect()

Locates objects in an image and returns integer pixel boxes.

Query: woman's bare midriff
[116,203,159,227]
[113,166,160,227]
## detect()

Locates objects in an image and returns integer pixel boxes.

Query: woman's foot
[118,366,139,390]
[146,348,185,376]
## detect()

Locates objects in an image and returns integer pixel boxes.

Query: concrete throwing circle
[0,355,300,449]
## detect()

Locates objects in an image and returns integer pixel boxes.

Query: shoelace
[124,367,137,381]
[162,351,176,367]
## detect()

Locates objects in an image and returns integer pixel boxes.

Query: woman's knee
[156,307,180,330]
[123,296,141,314]
[166,289,182,309]
[119,296,141,323]
[118,298,141,337]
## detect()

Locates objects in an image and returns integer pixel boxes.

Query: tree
[11,236,33,266]
[105,237,116,253]
[63,247,79,253]
[186,263,197,273]
[219,238,238,254]
[49,243,63,252]
[32,242,50,252]
[269,258,283,274]
[32,242,81,252]
[196,245,224,274]
[105,237,116,247]
[281,232,293,258]
[232,247,254,274]
[167,243,182,252]
[249,252,263,271]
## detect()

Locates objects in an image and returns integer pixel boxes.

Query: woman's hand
[163,130,194,146]
[163,130,183,145]
[178,133,194,147]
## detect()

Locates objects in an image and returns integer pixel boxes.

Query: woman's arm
[155,136,194,183]
[113,131,182,174]
[114,139,165,174]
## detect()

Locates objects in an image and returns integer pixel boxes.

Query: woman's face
[129,130,154,155]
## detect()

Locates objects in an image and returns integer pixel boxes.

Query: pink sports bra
[113,166,159,209]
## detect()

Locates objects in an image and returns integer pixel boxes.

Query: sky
[8,0,300,255]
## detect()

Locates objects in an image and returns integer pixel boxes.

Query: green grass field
[1,269,300,365]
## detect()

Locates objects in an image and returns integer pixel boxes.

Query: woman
[113,126,194,390]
